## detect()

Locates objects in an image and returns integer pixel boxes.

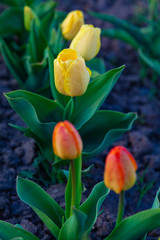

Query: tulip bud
[24,6,39,31]
[70,24,101,61]
[52,120,83,160]
[61,10,84,40]
[54,49,91,97]
[104,146,137,194]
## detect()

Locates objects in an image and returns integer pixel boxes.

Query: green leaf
[39,1,56,38]
[5,90,64,160]
[89,11,151,48]
[139,49,160,74]
[47,47,70,105]
[0,39,27,88]
[102,28,139,49]
[34,1,56,18]
[86,57,106,74]
[5,90,64,123]
[0,8,24,36]
[24,57,50,92]
[53,25,67,57]
[17,177,64,238]
[68,65,125,129]
[105,209,160,240]
[80,182,109,234]
[28,20,47,63]
[80,110,137,159]
[152,188,160,209]
[141,187,160,240]
[58,208,87,240]
[0,220,39,240]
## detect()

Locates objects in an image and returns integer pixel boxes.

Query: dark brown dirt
[0,0,160,239]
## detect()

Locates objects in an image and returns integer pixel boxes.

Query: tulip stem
[70,160,76,215]
[116,191,125,227]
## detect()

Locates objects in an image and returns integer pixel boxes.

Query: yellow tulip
[70,24,101,61]
[61,10,84,40]
[24,6,39,31]
[54,49,90,97]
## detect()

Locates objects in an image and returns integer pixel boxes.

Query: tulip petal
[54,59,67,95]
[120,150,137,191]
[70,25,101,61]
[64,58,90,97]
[52,121,82,160]
[61,10,84,40]
[104,154,124,194]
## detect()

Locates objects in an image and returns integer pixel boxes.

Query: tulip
[54,49,91,97]
[104,146,137,194]
[70,24,101,61]
[52,120,83,160]
[24,6,39,31]
[61,10,84,40]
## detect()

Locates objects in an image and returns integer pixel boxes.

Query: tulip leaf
[47,47,70,106]
[69,65,125,129]
[89,11,151,48]
[58,209,87,240]
[86,57,106,74]
[101,28,139,49]
[105,209,160,240]
[53,24,67,56]
[34,1,56,19]
[0,220,40,240]
[5,90,64,123]
[28,20,47,63]
[80,182,109,234]
[140,187,160,240]
[5,90,64,160]
[80,110,137,159]
[139,49,160,74]
[0,8,24,36]
[17,177,64,238]
[0,39,27,88]
[152,188,160,209]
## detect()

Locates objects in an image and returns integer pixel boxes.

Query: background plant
[0,0,66,94]
[89,0,160,93]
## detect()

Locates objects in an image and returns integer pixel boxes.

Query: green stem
[70,160,76,215]
[116,191,125,227]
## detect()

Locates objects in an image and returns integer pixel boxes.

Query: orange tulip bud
[52,121,83,160]
[104,146,137,194]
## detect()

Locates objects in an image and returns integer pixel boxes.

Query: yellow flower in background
[54,49,91,97]
[24,6,39,31]
[70,24,101,61]
[61,10,84,40]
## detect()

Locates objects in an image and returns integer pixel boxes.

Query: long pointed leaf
[17,177,64,237]
[89,11,151,48]
[80,182,109,233]
[58,209,87,240]
[0,39,26,88]
[68,66,125,129]
[0,8,24,36]
[0,221,40,240]
[80,110,137,159]
[105,209,160,240]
